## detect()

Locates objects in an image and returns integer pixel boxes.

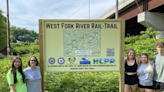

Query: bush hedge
[1,28,164,92]
[10,43,39,56]
[45,72,119,92]
[0,56,119,92]
[0,53,39,91]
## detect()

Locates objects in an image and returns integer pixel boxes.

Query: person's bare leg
[145,88,153,92]
[139,88,145,92]
[155,90,160,92]
[124,84,130,92]
[130,84,138,92]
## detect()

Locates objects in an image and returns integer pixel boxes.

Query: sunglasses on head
[31,60,36,61]
[140,53,147,55]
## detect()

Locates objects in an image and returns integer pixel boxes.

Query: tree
[10,26,38,42]
[0,9,7,50]
[125,27,161,60]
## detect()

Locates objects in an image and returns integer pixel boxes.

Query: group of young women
[124,49,154,92]
[6,56,42,92]
[125,42,164,92]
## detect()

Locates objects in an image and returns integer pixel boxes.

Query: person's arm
[148,60,153,65]
[6,70,16,92]
[152,63,154,68]
[136,57,139,65]
[153,55,156,63]
[9,84,17,92]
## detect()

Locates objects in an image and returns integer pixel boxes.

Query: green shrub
[1,27,164,92]
[0,56,119,92]
[125,27,164,60]
[10,43,39,56]
[0,59,10,91]
[44,72,119,92]
[0,54,39,92]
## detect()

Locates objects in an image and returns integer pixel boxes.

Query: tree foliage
[0,9,7,50]
[0,53,39,92]
[125,27,163,60]
[10,26,38,42]
[10,42,39,56]
[1,27,164,92]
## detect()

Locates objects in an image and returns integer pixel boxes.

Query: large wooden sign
[39,19,124,72]
[39,19,125,92]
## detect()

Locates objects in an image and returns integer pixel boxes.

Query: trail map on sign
[64,30,101,57]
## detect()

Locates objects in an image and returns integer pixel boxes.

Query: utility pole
[115,0,118,19]
[6,0,10,56]
[89,0,90,19]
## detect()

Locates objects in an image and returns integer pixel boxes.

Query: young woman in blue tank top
[124,49,139,92]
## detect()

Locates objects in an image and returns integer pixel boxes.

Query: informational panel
[39,19,124,72]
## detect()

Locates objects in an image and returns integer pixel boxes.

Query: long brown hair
[126,49,136,60]
[11,57,25,83]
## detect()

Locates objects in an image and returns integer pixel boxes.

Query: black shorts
[138,83,153,89]
[125,73,138,85]
[153,81,164,91]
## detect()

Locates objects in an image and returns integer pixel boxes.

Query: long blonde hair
[137,53,154,77]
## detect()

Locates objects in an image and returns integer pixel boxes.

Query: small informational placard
[75,50,92,55]
[39,19,124,72]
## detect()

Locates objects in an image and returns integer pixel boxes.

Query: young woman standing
[24,56,42,92]
[6,57,27,92]
[124,49,139,92]
[137,53,154,92]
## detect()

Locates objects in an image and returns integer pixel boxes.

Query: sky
[0,0,121,33]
